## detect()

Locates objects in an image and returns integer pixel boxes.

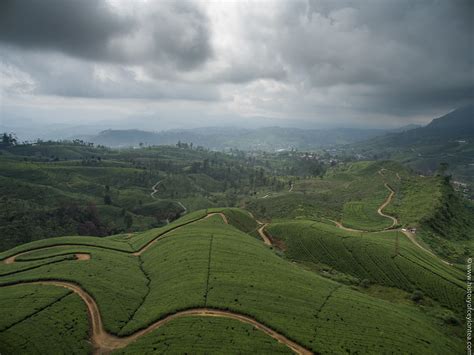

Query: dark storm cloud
[274,0,474,114]
[0,0,132,60]
[0,0,212,70]
[0,0,472,126]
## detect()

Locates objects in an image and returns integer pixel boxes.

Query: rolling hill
[0,208,465,354]
[352,105,474,188]
[82,126,393,151]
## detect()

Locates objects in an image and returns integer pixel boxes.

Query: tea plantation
[0,208,465,354]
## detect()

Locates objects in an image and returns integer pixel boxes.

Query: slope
[0,209,463,354]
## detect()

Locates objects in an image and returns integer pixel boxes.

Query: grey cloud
[0,0,212,70]
[0,49,219,101]
[234,0,473,115]
[0,0,472,127]
[0,0,132,60]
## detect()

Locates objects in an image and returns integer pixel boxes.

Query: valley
[0,150,470,353]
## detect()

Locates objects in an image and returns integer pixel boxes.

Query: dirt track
[327,172,453,266]
[11,281,311,355]
[150,180,188,215]
[4,212,229,264]
[377,183,398,228]
[257,224,272,246]
[401,230,452,266]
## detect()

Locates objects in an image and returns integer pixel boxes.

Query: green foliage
[342,200,392,231]
[411,290,424,303]
[0,248,148,334]
[0,284,70,331]
[0,142,286,250]
[0,288,90,354]
[0,212,463,353]
[210,208,259,234]
[117,317,292,354]
[267,220,465,312]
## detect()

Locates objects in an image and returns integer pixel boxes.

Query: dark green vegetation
[247,160,472,263]
[1,125,473,354]
[352,105,474,191]
[0,284,90,354]
[117,317,292,354]
[0,140,302,251]
[0,210,465,354]
[267,221,464,311]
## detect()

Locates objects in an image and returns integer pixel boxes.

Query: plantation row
[0,209,464,353]
[267,220,465,311]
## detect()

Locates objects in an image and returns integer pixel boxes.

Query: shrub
[411,290,424,303]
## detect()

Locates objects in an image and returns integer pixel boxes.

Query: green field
[0,147,472,353]
[266,220,464,312]
[117,317,292,354]
[0,209,465,354]
[0,285,90,354]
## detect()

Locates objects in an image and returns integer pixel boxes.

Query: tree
[1,133,17,147]
[124,214,133,229]
[437,162,449,176]
[104,195,112,205]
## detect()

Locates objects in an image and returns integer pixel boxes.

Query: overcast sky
[0,0,472,135]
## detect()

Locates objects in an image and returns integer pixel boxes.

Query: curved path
[6,281,311,355]
[377,183,398,228]
[150,180,188,215]
[333,172,397,231]
[401,230,452,266]
[257,224,272,246]
[326,171,452,266]
[3,213,229,264]
[150,181,162,199]
[3,247,92,265]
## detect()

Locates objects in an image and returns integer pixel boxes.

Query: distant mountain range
[79,125,420,151]
[353,105,474,185]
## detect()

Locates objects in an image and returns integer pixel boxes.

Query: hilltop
[352,105,474,188]
[0,208,466,354]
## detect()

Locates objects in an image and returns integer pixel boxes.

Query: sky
[0,0,472,138]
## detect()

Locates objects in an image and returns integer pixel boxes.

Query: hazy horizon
[1,0,472,139]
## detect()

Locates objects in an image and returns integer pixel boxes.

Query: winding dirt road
[3,247,92,265]
[150,181,162,199]
[401,230,452,266]
[377,183,398,228]
[150,180,188,215]
[257,224,272,246]
[1,211,312,353]
[326,171,453,266]
[7,281,311,355]
[3,212,229,264]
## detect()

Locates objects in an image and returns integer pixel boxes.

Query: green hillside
[0,209,464,354]
[246,160,472,263]
[0,141,290,251]
[351,105,474,189]
[266,220,464,311]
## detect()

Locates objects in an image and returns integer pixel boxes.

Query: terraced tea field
[0,208,464,354]
[266,220,464,311]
